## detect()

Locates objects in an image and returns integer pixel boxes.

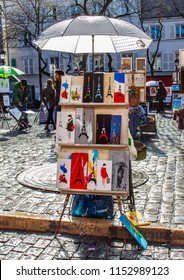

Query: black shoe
[27,124,32,128]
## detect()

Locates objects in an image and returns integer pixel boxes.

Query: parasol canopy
[146,80,159,87]
[0,65,25,78]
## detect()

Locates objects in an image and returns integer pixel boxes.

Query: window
[152,54,161,71]
[150,26,161,40]
[11,58,16,67]
[50,57,59,69]
[23,58,34,74]
[176,25,184,38]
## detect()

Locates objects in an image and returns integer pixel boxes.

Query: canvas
[103,72,114,103]
[60,75,72,103]
[83,73,93,103]
[87,150,98,190]
[70,76,84,103]
[114,73,125,103]
[136,57,146,71]
[97,160,112,191]
[93,73,104,103]
[122,57,132,71]
[110,150,129,192]
[125,211,150,227]
[56,111,75,144]
[75,108,93,144]
[57,158,71,189]
[110,115,122,144]
[70,153,88,189]
[96,114,111,144]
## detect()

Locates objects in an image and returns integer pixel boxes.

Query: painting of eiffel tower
[70,153,88,189]
[75,108,93,144]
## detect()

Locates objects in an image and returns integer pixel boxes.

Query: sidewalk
[0,110,184,245]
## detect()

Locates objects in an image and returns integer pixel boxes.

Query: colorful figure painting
[56,111,75,144]
[87,150,98,190]
[97,160,112,191]
[57,159,71,189]
[70,76,84,103]
[60,75,72,103]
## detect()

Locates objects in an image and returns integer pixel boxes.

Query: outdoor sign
[119,213,148,250]
[172,93,184,109]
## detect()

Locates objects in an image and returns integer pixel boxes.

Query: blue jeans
[17,104,29,124]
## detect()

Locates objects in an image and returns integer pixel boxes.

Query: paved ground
[0,109,184,260]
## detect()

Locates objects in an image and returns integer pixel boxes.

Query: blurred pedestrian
[41,79,56,131]
[12,79,31,127]
[156,80,166,114]
[54,69,65,123]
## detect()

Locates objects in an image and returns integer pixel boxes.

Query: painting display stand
[8,107,29,132]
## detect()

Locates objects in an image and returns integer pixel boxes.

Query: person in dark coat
[156,80,166,114]
[54,69,65,123]
[41,79,56,131]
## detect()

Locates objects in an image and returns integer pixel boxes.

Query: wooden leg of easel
[54,194,70,237]
[117,196,122,214]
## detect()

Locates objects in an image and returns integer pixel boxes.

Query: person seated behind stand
[12,79,31,128]
[54,69,65,123]
[128,104,152,139]
[41,79,56,131]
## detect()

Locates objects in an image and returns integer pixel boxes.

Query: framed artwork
[150,87,157,96]
[3,95,10,107]
[133,73,145,87]
[165,87,172,96]
[136,58,146,71]
[122,57,132,71]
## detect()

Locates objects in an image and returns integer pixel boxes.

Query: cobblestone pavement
[0,109,184,260]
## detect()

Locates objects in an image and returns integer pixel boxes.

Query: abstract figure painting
[70,76,84,103]
[57,158,71,189]
[56,111,75,144]
[110,150,129,192]
[60,75,72,103]
[97,160,112,191]
[87,150,98,190]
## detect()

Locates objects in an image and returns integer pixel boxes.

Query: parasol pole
[92,34,95,98]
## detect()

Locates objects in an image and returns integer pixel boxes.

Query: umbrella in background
[34,15,152,72]
[146,80,158,87]
[0,65,25,78]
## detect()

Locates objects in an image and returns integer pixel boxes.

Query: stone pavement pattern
[0,110,184,260]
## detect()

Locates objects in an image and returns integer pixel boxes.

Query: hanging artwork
[122,57,132,71]
[60,75,72,103]
[70,76,84,103]
[83,73,93,103]
[96,114,111,144]
[97,160,112,191]
[133,73,145,87]
[110,150,129,192]
[93,73,104,103]
[114,73,125,103]
[70,153,88,189]
[75,108,94,144]
[136,58,146,71]
[57,158,71,189]
[110,115,122,144]
[56,111,75,144]
[87,150,98,190]
[103,72,114,103]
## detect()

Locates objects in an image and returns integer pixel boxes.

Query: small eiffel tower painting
[75,108,93,144]
[104,72,114,103]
